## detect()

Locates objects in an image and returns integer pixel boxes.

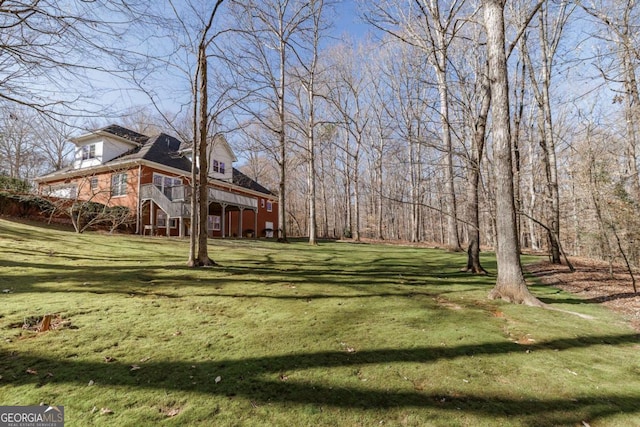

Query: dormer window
[82,144,96,160]
[220,162,225,174]
[213,160,219,173]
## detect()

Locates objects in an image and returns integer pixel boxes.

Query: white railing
[141,184,258,216]
[208,187,257,209]
[140,184,189,218]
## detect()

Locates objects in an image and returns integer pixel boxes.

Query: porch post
[150,202,155,236]
[221,203,227,238]
[254,208,258,238]
[166,214,171,237]
[138,200,144,235]
[239,207,244,238]
[179,217,184,238]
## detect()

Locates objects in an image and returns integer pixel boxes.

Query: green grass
[0,218,638,427]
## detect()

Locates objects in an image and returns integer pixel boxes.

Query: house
[34,124,278,238]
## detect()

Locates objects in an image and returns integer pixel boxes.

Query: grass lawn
[0,218,639,427]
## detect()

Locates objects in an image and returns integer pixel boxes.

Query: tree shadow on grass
[0,333,638,426]
[539,292,640,305]
[0,252,494,299]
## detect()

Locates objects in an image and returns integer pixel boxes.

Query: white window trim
[111,172,127,197]
[82,144,96,160]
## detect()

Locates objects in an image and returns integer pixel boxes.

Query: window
[219,162,225,174]
[153,173,182,199]
[266,201,273,212]
[111,173,127,196]
[48,184,77,199]
[82,144,96,160]
[157,211,177,228]
[90,177,98,191]
[261,199,265,208]
[213,160,219,173]
[208,215,221,231]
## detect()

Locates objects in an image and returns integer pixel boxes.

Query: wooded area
[1,1,639,293]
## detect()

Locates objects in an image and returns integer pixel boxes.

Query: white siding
[73,136,136,169]
[208,140,233,181]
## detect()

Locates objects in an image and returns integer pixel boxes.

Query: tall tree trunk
[188,69,199,266]
[376,149,384,240]
[465,68,490,274]
[512,50,526,249]
[436,68,461,251]
[353,139,361,241]
[307,86,317,245]
[484,0,542,306]
[278,35,288,242]
[197,45,215,266]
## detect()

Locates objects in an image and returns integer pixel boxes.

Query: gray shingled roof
[112,133,192,173]
[100,124,149,144]
[232,168,274,195]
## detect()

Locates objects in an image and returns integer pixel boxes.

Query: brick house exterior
[35,125,278,238]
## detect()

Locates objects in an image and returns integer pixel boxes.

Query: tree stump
[38,314,53,332]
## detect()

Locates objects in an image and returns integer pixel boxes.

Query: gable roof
[179,134,238,163]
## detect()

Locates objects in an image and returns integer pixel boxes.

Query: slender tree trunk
[197,45,215,266]
[436,69,461,251]
[278,34,288,242]
[465,68,490,274]
[353,139,361,241]
[484,0,542,306]
[376,150,384,240]
[307,86,317,245]
[512,51,526,249]
[188,74,199,266]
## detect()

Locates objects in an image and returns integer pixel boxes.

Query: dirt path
[526,258,640,331]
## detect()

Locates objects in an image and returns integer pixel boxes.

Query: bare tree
[230,0,314,242]
[289,0,334,245]
[520,1,573,264]
[484,0,542,306]
[0,1,154,119]
[365,0,467,250]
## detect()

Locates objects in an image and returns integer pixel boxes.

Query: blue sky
[333,0,371,39]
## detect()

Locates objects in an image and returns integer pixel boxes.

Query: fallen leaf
[215,376,222,383]
[173,331,182,336]
[130,365,141,371]
[104,356,116,363]
[88,380,94,386]
[346,347,356,353]
[100,408,114,415]
[46,372,54,378]
[26,368,38,375]
[140,356,151,362]
[279,374,289,381]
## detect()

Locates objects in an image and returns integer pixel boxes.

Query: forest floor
[526,258,640,331]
